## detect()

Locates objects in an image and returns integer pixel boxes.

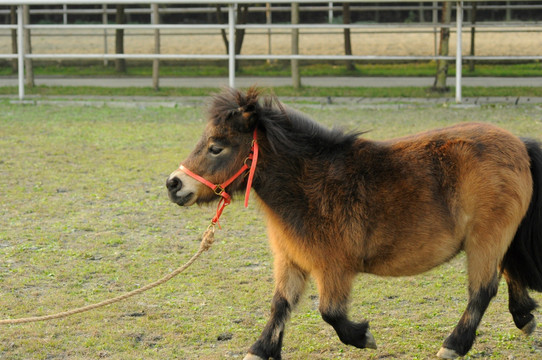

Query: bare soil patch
[1,27,540,58]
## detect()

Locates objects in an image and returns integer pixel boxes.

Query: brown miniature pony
[166,87,542,359]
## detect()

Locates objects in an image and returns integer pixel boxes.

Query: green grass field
[2,85,542,100]
[1,98,542,359]
[1,62,541,78]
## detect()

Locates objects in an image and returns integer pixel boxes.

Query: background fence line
[2,3,542,22]
[1,1,541,103]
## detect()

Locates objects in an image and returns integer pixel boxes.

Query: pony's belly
[363,238,463,277]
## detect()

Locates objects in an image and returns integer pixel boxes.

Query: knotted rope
[0,225,215,325]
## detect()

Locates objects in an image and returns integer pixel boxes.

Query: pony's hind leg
[315,269,377,350]
[504,273,538,335]
[438,221,517,359]
[437,188,529,360]
[437,273,500,359]
[244,256,308,360]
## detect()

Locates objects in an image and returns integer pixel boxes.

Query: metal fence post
[102,4,108,66]
[432,1,438,57]
[23,4,34,88]
[455,1,463,103]
[17,5,24,100]
[152,3,160,90]
[228,3,235,88]
[266,2,272,64]
[291,2,300,89]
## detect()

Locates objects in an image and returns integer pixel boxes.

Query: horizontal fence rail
[2,3,542,16]
[1,1,541,103]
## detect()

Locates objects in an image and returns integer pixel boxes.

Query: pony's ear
[235,103,257,132]
[232,87,260,132]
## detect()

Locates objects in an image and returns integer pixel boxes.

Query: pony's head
[166,87,261,207]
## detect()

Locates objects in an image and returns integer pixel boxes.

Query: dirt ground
[0,26,541,58]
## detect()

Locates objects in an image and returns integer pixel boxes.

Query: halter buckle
[213,185,225,196]
[244,156,253,168]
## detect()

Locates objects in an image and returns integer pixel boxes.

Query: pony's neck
[252,145,312,236]
[252,125,356,236]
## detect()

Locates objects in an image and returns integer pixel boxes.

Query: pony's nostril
[166,177,182,192]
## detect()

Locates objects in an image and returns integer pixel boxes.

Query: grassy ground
[1,85,542,99]
[1,62,541,78]
[1,99,542,359]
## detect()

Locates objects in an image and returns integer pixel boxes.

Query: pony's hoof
[521,317,537,336]
[437,347,459,359]
[243,354,266,360]
[365,329,377,349]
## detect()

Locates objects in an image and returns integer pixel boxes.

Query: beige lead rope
[0,226,215,325]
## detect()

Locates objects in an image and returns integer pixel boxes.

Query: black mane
[258,97,359,156]
[208,87,359,157]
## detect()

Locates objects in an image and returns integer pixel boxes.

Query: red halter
[179,129,259,227]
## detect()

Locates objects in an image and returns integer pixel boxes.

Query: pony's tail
[501,139,542,292]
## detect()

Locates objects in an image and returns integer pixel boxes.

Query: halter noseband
[178,129,259,227]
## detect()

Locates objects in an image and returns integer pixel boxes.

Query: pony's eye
[209,145,223,155]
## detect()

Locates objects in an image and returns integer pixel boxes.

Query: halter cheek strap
[179,129,259,227]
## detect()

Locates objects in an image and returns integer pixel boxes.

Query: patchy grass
[1,61,541,78]
[1,99,542,359]
[1,85,542,99]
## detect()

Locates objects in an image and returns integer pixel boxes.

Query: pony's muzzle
[166,171,197,206]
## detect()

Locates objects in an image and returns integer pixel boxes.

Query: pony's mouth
[169,191,196,206]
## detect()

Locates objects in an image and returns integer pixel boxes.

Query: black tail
[501,139,542,291]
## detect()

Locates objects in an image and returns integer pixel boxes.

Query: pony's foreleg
[244,256,308,360]
[437,273,499,359]
[315,270,377,350]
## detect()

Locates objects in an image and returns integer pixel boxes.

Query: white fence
[1,1,541,103]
